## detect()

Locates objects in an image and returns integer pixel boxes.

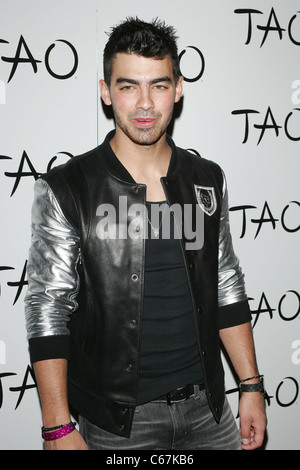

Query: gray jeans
[79,387,241,450]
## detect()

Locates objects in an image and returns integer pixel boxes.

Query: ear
[174,75,183,103]
[99,79,112,106]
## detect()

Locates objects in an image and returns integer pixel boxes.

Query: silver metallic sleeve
[218,172,248,307]
[25,178,80,339]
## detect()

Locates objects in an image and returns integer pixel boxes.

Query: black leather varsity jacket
[25,131,251,437]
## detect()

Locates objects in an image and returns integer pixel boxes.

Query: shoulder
[39,146,101,208]
[35,147,100,230]
[176,145,225,193]
[42,146,100,183]
[178,145,222,172]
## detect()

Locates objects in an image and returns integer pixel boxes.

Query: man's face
[100,53,183,146]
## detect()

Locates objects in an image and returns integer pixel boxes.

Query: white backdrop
[0,0,299,450]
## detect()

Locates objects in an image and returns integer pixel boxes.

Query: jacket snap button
[131,273,139,282]
[131,319,136,326]
[127,364,133,371]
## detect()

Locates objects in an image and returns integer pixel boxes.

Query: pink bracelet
[42,422,76,441]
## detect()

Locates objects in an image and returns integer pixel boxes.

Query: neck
[110,130,171,178]
[110,129,171,202]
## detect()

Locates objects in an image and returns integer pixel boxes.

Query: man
[25,17,266,450]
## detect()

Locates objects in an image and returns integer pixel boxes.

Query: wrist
[42,409,72,429]
[42,421,77,441]
[239,374,265,394]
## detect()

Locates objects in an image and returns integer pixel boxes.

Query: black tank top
[137,201,203,405]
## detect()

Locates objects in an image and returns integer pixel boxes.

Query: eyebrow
[115,76,173,85]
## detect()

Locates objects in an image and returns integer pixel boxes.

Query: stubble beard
[113,108,174,147]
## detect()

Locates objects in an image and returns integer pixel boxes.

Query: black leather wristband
[239,375,265,393]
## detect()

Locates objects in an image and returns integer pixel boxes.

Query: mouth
[132,118,157,128]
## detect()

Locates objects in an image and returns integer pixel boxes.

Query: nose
[136,86,154,111]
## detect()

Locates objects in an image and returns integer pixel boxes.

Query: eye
[119,84,135,91]
[153,84,168,90]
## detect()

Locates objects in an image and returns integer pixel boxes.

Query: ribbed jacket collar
[97,130,180,183]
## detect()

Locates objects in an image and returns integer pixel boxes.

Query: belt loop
[166,393,172,406]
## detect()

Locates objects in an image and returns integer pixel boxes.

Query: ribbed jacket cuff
[28,335,71,363]
[218,299,252,330]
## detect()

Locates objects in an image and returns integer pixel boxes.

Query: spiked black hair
[103,17,180,85]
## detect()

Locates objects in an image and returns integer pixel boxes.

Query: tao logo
[0,35,78,82]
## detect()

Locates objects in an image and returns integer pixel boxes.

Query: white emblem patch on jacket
[194,185,217,216]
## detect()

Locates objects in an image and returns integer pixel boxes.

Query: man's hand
[44,428,89,450]
[239,392,267,450]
